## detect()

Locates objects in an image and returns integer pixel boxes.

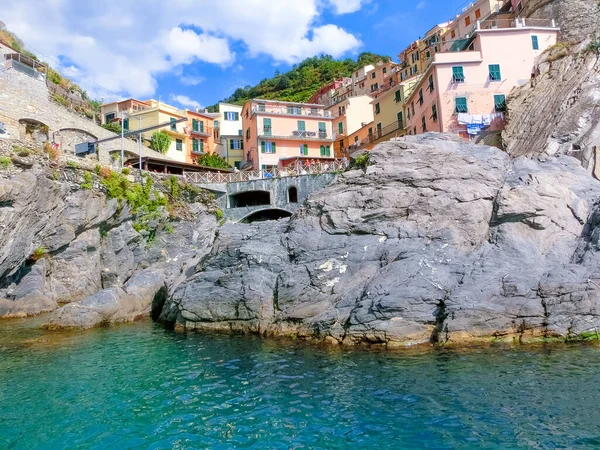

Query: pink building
[405,21,558,138]
[241,99,335,170]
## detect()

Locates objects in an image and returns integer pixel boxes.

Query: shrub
[214,209,224,220]
[163,223,175,235]
[99,167,112,178]
[47,68,63,85]
[354,153,369,169]
[102,122,122,134]
[39,124,50,134]
[0,156,12,169]
[15,147,30,157]
[51,93,68,107]
[31,246,48,262]
[94,164,101,175]
[66,161,79,169]
[51,170,61,181]
[166,176,181,199]
[81,172,93,190]
[587,40,600,55]
[194,153,232,169]
[150,131,172,154]
[44,142,60,161]
[121,167,131,175]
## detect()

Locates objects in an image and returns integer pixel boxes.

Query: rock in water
[160,134,600,345]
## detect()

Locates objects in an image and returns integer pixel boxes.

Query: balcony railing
[258,129,336,141]
[252,106,332,118]
[477,17,557,31]
[190,126,213,136]
[183,159,349,184]
[345,120,406,153]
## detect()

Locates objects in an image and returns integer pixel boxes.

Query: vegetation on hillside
[208,52,391,110]
[194,153,231,169]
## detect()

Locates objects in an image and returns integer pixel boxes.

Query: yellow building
[100,99,190,163]
[370,76,421,144]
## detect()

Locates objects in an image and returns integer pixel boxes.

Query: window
[494,94,507,112]
[258,103,266,112]
[234,161,241,169]
[298,120,306,132]
[320,145,330,156]
[300,144,308,155]
[238,129,243,136]
[383,67,387,75]
[418,89,424,106]
[368,127,373,136]
[230,139,243,150]
[123,118,129,131]
[246,128,250,140]
[397,111,403,127]
[375,103,381,115]
[192,139,198,153]
[287,106,302,115]
[432,104,438,122]
[376,122,382,137]
[395,89,402,103]
[371,72,376,79]
[170,118,177,131]
[489,64,501,81]
[318,122,327,137]
[310,107,318,115]
[455,97,468,113]
[263,118,272,136]
[354,136,359,144]
[465,16,471,27]
[428,74,435,92]
[214,120,219,129]
[426,50,431,59]
[176,139,183,151]
[105,113,116,123]
[414,127,417,135]
[475,8,481,19]
[371,83,378,92]
[199,120,204,133]
[224,111,239,121]
[451,30,456,39]
[338,122,344,134]
[192,118,199,132]
[532,35,539,50]
[452,66,465,83]
[411,102,415,116]
[261,141,276,153]
[421,116,427,132]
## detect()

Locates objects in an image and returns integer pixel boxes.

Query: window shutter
[241,140,244,150]
[338,122,343,134]
[304,144,308,155]
[395,90,401,102]
[298,120,305,131]
[272,142,276,153]
[261,141,265,153]
[318,122,326,132]
[455,97,468,113]
[199,121,204,133]
[531,35,539,50]
[229,139,234,150]
[234,112,239,121]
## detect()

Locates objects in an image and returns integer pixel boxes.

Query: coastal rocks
[45,270,167,329]
[159,134,600,345]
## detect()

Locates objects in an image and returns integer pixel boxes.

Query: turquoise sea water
[1,319,600,449]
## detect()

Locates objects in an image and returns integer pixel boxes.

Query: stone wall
[0,67,168,165]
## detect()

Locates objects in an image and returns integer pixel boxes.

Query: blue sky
[3,0,470,108]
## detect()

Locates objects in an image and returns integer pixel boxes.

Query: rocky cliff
[157,134,600,346]
[503,0,600,169]
[0,143,218,328]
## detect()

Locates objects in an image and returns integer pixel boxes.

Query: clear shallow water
[1,319,600,449]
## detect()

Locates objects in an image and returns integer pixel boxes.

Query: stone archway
[18,118,50,143]
[56,128,98,155]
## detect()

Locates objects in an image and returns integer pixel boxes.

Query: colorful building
[329,95,374,154]
[308,78,352,109]
[405,21,558,138]
[184,109,216,163]
[241,99,335,170]
[216,102,244,168]
[441,0,506,50]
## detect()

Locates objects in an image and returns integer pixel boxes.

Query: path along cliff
[156,134,600,346]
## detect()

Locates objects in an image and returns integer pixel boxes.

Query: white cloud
[0,0,362,101]
[327,0,371,14]
[180,75,206,86]
[170,94,202,110]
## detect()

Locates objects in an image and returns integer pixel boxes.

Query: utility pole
[120,111,125,168]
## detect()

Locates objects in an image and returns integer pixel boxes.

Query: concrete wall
[208,173,337,222]
[0,67,168,165]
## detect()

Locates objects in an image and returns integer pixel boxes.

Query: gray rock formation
[503,0,600,170]
[0,163,218,326]
[159,135,600,345]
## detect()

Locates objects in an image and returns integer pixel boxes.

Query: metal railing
[478,17,556,30]
[190,126,213,136]
[258,130,336,141]
[183,159,349,184]
[252,106,332,118]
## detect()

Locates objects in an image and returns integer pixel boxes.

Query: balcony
[190,125,213,137]
[477,17,557,31]
[258,129,336,142]
[251,104,332,118]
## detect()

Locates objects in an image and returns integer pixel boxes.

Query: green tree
[195,153,232,169]
[150,131,172,154]
[102,122,122,134]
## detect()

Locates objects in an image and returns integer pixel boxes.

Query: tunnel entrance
[229,190,271,208]
[241,209,293,223]
[288,186,298,203]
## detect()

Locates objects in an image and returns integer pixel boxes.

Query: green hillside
[209,52,391,111]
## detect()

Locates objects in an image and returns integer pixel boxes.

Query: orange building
[184,110,216,163]
[241,99,336,170]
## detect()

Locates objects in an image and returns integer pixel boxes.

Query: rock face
[0,164,218,326]
[503,0,600,169]
[159,135,600,345]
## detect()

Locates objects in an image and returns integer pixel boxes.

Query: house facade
[330,94,375,154]
[184,109,215,163]
[241,99,335,170]
[441,0,505,50]
[216,103,244,168]
[405,23,558,138]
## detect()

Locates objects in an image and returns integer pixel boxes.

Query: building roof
[126,156,233,174]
